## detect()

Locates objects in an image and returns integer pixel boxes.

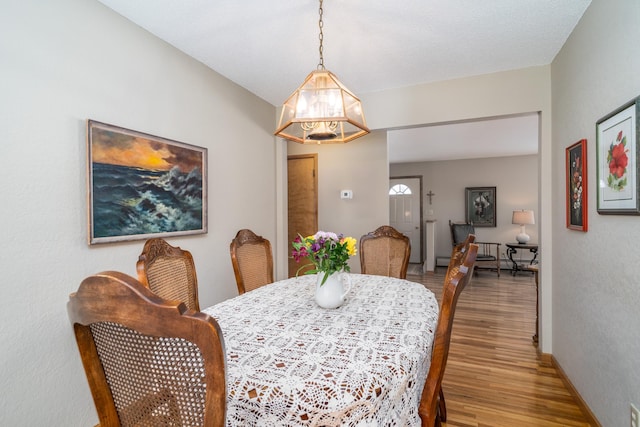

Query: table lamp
[512,210,535,244]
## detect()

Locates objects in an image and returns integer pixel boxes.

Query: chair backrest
[67,271,226,427]
[445,233,476,280]
[419,242,478,427]
[136,238,200,311]
[230,229,274,294]
[359,225,411,279]
[449,220,475,246]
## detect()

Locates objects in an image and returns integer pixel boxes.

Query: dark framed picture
[87,120,208,244]
[596,97,640,215]
[465,186,496,227]
[566,139,588,231]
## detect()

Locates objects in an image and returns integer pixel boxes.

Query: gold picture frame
[87,120,207,244]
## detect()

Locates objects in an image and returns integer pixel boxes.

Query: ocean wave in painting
[92,162,203,238]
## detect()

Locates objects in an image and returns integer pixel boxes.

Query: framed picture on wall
[566,139,588,231]
[596,97,640,215]
[87,120,208,244]
[465,186,496,227]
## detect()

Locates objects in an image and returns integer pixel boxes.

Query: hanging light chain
[317,0,325,70]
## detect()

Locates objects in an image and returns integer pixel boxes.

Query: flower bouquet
[291,231,357,285]
[570,150,583,220]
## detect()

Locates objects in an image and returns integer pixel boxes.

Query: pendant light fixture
[274,0,369,144]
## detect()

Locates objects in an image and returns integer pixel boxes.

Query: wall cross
[426,190,435,205]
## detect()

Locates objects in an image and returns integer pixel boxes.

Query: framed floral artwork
[596,97,640,215]
[566,139,588,231]
[87,120,208,244]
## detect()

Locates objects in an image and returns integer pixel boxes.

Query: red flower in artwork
[606,131,629,191]
[609,141,628,179]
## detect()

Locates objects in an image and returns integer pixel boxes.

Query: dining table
[203,273,439,426]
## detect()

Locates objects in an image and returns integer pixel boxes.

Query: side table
[505,243,539,276]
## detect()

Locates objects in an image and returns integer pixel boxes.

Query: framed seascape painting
[566,139,588,231]
[465,186,496,227]
[87,120,208,244]
[596,97,640,215]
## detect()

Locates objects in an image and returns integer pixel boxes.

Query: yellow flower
[342,236,358,256]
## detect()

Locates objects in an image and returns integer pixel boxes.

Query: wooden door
[389,176,423,263]
[287,154,318,277]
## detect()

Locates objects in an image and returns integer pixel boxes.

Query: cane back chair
[67,271,226,426]
[230,229,274,294]
[137,238,200,311]
[359,225,411,279]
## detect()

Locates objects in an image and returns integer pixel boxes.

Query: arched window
[389,184,412,195]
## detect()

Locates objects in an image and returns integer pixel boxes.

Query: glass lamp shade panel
[275,70,369,144]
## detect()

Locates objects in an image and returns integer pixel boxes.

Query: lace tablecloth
[203,274,439,426]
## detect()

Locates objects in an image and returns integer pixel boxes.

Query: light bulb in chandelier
[302,121,339,140]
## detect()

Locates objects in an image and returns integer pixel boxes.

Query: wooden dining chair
[229,229,274,294]
[419,242,478,427]
[359,225,411,279]
[136,238,200,311]
[445,233,476,280]
[67,271,226,427]
[437,232,476,423]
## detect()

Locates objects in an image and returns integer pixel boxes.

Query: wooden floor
[406,266,593,427]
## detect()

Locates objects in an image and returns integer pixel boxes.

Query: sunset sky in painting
[91,125,203,172]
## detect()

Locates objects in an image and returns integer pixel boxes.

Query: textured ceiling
[96,0,590,161]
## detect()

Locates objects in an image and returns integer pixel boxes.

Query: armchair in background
[449,220,501,277]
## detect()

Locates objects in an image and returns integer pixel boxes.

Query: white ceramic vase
[315,271,351,309]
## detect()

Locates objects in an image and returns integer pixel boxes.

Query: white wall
[286,131,390,273]
[391,155,539,259]
[0,0,276,425]
[551,1,640,425]
[5,0,627,424]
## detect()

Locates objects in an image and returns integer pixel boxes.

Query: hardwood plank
[406,268,595,427]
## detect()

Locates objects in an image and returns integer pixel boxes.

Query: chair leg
[438,387,447,422]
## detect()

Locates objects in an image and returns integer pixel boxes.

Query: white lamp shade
[512,210,534,244]
[512,210,535,225]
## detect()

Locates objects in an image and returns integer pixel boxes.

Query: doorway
[389,176,423,264]
[287,154,318,277]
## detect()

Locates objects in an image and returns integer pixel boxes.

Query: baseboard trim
[541,352,601,427]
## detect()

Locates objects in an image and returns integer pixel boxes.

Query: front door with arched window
[389,177,422,263]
